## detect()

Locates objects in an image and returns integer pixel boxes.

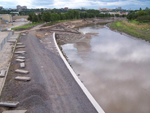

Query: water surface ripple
[61,25,150,113]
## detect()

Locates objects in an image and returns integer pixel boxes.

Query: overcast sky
[0,0,149,10]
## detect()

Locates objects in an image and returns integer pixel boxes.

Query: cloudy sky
[0,0,149,10]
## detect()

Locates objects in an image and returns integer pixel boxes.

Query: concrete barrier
[15,69,29,74]
[3,110,27,113]
[21,33,26,36]
[53,32,105,113]
[16,45,25,49]
[17,43,23,45]
[12,16,28,20]
[0,101,19,107]
[17,56,25,59]
[0,70,6,77]
[20,63,25,68]
[15,51,26,54]
[15,76,31,81]
[7,39,16,43]
[16,59,25,62]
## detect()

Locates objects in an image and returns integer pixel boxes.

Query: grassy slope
[109,20,150,42]
[11,22,43,30]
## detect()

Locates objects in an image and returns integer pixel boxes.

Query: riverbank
[11,22,44,31]
[109,20,150,42]
[0,18,125,112]
[40,18,125,43]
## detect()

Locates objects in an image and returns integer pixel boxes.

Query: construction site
[0,18,125,113]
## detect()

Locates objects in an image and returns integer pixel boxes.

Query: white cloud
[0,0,34,8]
[50,0,150,8]
[0,0,149,9]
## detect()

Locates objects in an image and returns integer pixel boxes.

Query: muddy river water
[60,24,150,113]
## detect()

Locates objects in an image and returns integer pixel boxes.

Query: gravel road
[0,30,97,113]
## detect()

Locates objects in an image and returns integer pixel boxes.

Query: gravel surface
[0,31,97,113]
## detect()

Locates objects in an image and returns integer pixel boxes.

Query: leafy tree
[145,7,150,15]
[111,14,115,17]
[87,9,99,15]
[122,14,126,17]
[137,15,150,22]
[32,13,38,22]
[28,12,34,21]
[38,14,42,21]
[61,14,66,20]
[140,7,142,11]
[42,12,51,22]
[137,10,147,17]
[50,13,56,21]
[115,14,120,17]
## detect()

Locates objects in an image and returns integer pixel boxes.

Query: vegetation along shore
[109,8,150,42]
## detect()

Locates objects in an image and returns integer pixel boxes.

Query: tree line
[127,7,150,22]
[28,9,125,23]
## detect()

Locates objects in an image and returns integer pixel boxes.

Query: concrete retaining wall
[0,14,12,22]
[0,33,19,96]
[12,16,29,20]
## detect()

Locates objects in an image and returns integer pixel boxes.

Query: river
[60,24,150,113]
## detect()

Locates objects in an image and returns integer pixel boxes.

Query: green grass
[129,20,139,24]
[116,21,123,27]
[11,22,43,30]
[128,20,148,25]
[109,20,150,42]
[1,29,7,31]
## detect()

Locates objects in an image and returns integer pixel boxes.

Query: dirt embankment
[35,17,125,60]
[38,17,125,45]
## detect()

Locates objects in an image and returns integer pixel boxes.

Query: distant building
[98,7,101,11]
[98,7,112,11]
[116,7,122,10]
[17,5,27,11]
[35,12,41,15]
[64,7,68,11]
[17,5,22,11]
[0,14,12,24]
[22,6,27,9]
[43,8,48,11]
[121,12,128,15]
[81,7,86,10]
[10,11,19,16]
[11,9,17,11]
[108,11,128,15]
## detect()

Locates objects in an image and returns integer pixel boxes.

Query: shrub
[136,15,150,22]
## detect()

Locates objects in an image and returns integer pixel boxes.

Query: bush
[136,15,150,22]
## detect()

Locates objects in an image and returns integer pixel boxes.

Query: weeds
[109,20,150,42]
[11,22,43,30]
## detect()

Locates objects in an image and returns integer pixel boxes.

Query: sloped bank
[109,20,150,42]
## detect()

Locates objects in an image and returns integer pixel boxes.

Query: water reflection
[61,25,150,113]
[74,34,93,60]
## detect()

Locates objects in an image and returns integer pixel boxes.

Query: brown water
[60,25,150,113]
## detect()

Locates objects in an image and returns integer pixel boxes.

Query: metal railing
[0,31,14,51]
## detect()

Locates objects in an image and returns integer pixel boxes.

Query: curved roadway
[15,31,98,113]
